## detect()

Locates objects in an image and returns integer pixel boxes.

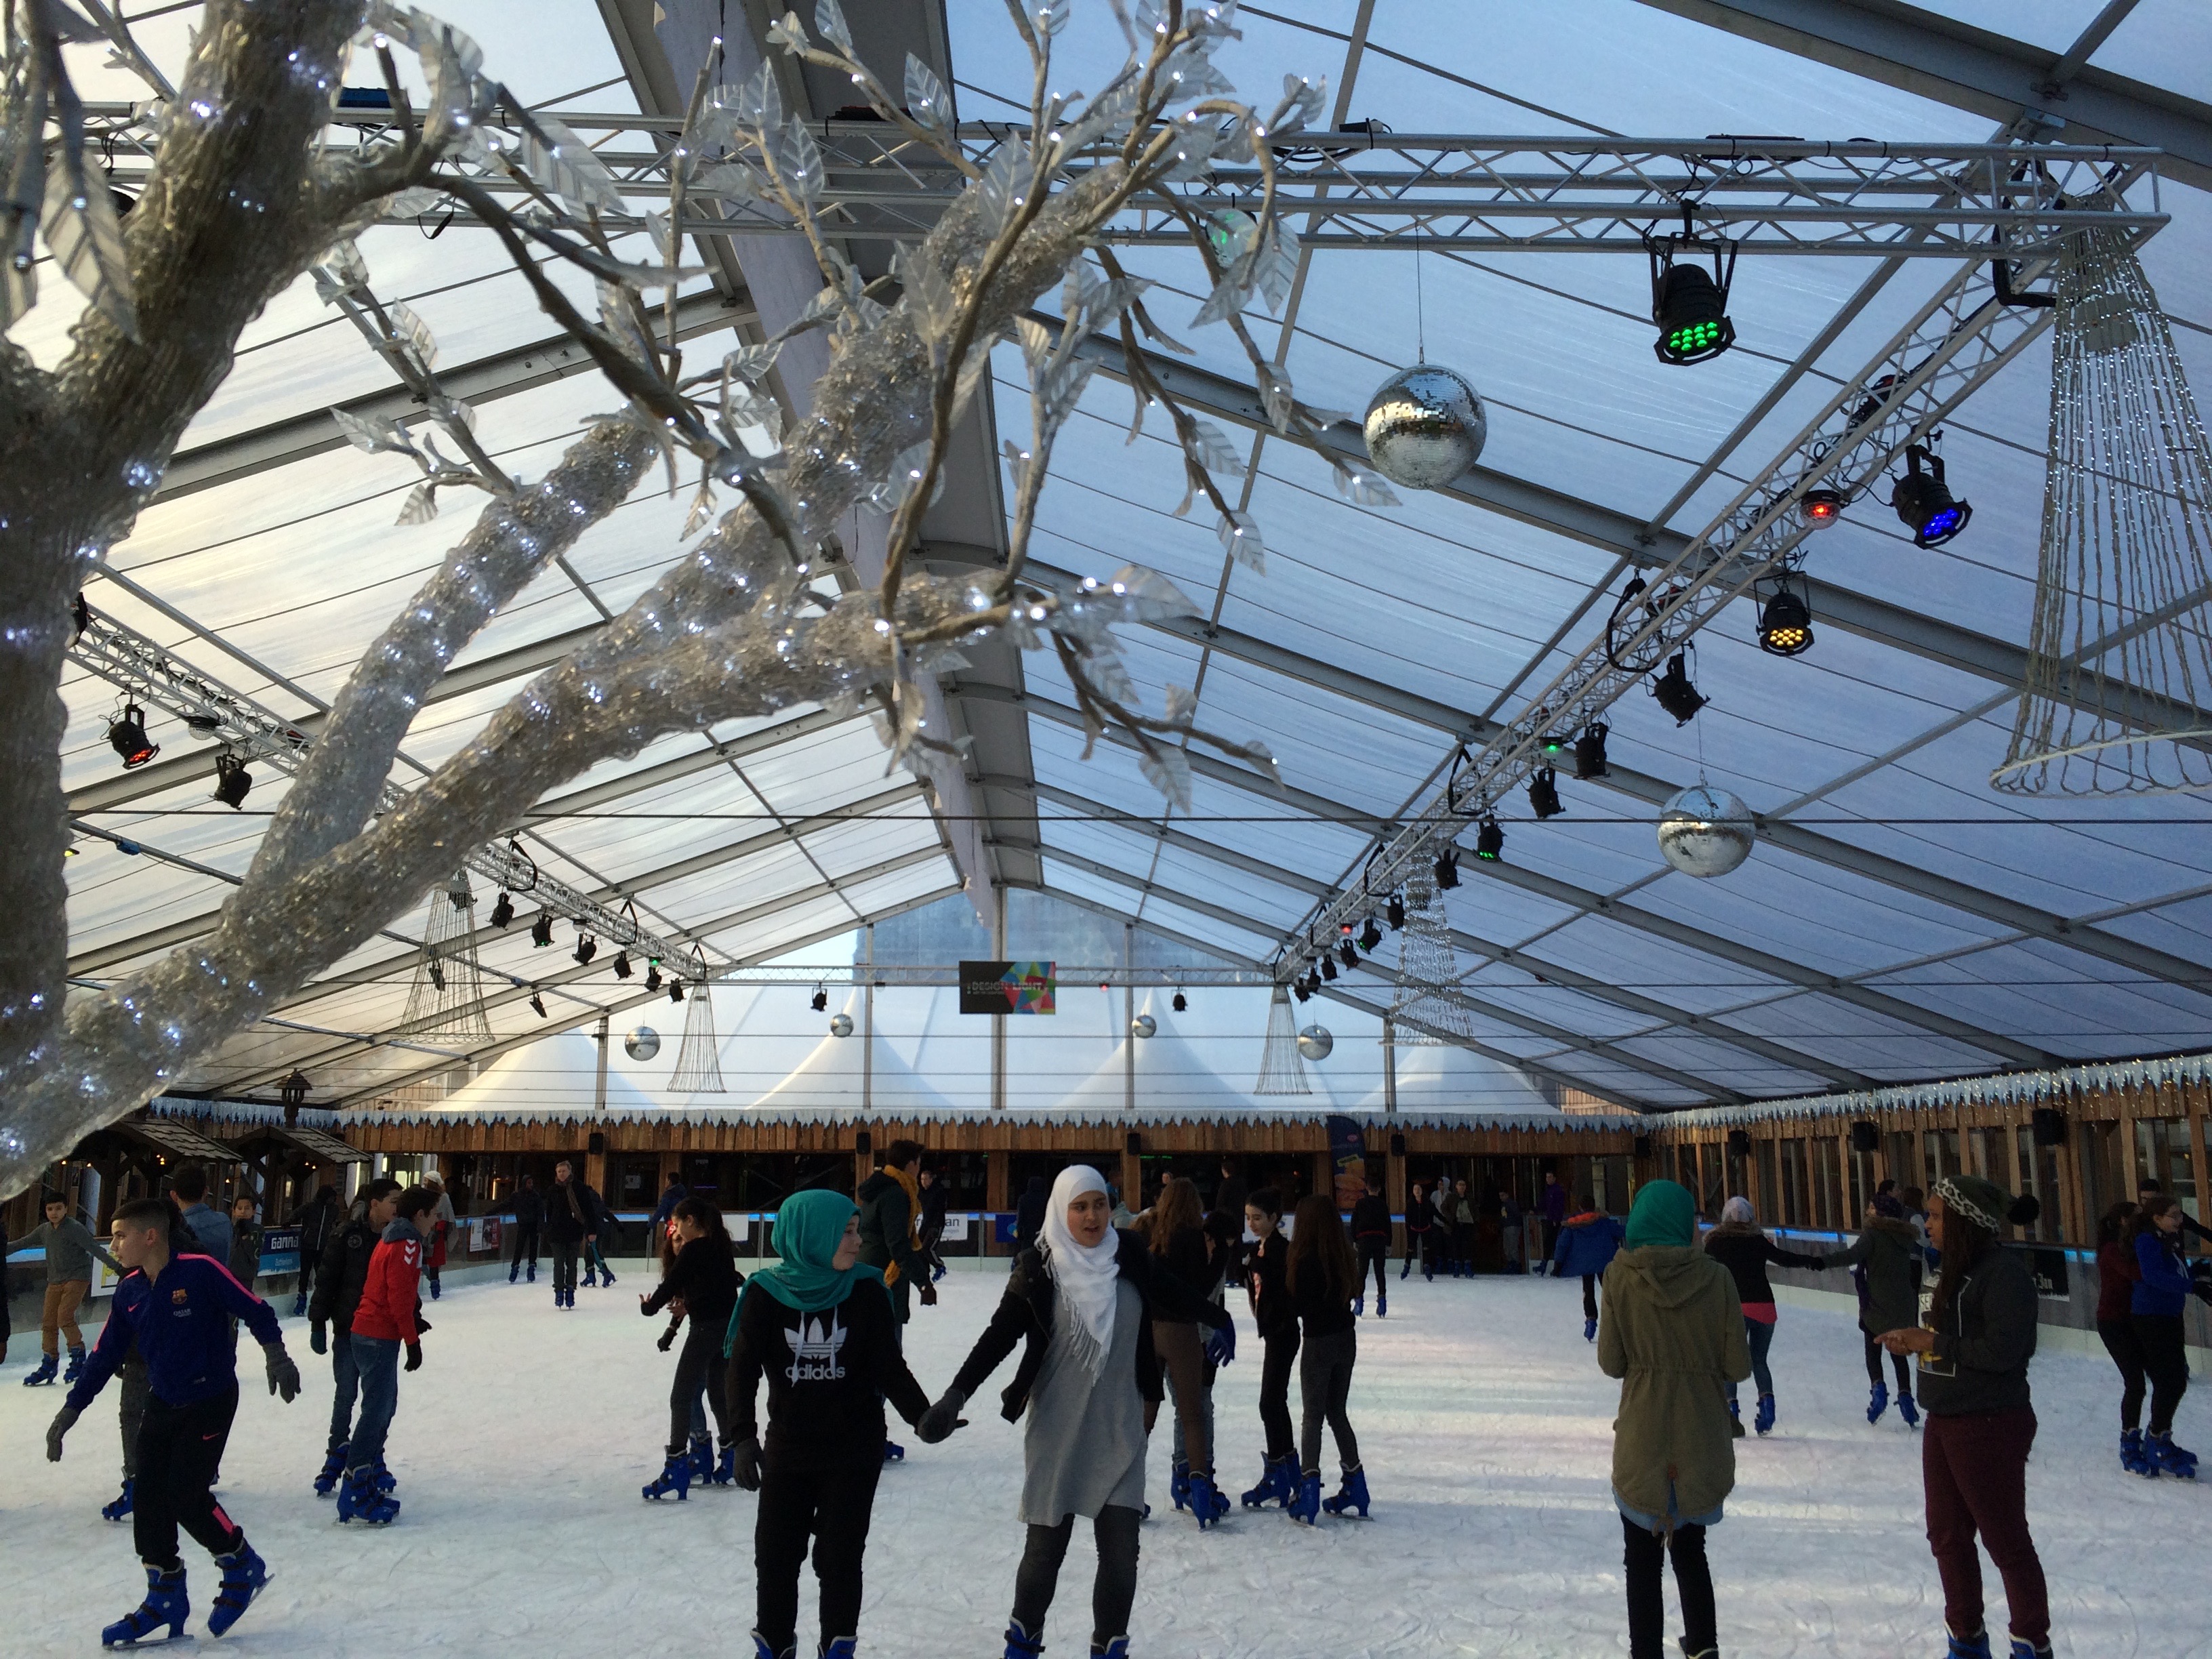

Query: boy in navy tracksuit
[45,1196,303,1646]
[1551,1195,1626,1342]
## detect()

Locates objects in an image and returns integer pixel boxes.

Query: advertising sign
[959,960,1057,1015]
[1327,1115,1368,1211]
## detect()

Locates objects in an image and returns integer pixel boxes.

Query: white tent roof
[425,1032,660,1120]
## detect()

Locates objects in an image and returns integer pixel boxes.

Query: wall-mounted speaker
[854,1130,872,1158]
[586,1132,605,1156]
[1126,1132,1143,1156]
[1633,1135,1653,1159]
[2031,1107,2066,1147]
[1850,1120,1880,1153]
[1726,1128,1752,1155]
[1389,1132,1406,1158]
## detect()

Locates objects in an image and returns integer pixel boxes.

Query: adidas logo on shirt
[783,1311,849,1383]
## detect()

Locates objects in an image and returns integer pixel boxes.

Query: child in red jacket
[341,1185,435,1525]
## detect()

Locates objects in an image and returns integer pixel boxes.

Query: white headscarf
[1721,1195,1757,1226]
[1040,1164,1122,1381]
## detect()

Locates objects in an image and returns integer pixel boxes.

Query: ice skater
[2131,1195,2198,1478]
[857,1138,939,1461]
[1828,1190,1922,1426]
[1700,1195,1829,1435]
[1145,1176,1229,1523]
[1239,1188,1300,1509]
[290,1181,340,1316]
[308,1176,403,1498]
[640,1197,743,1497]
[421,1175,455,1300]
[7,1190,122,1387]
[1349,1174,1391,1316]
[1877,1174,2051,1659]
[1286,1191,1368,1523]
[339,1185,437,1525]
[724,1190,933,1659]
[544,1158,599,1307]
[507,1172,544,1284]
[45,1196,303,1645]
[918,1166,950,1282]
[2093,1202,2148,1472]
[1400,1180,1433,1282]
[918,1164,1233,1659]
[1599,1179,1750,1659]
[1553,1193,1626,1340]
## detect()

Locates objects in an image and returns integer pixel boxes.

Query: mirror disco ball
[1656,783,1756,878]
[1296,1024,1334,1061]
[830,1012,855,1038]
[1361,365,1488,491]
[622,1026,660,1061]
[1130,1015,1157,1039]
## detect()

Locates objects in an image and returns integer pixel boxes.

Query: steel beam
[1628,0,2212,193]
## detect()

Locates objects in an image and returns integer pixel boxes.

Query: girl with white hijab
[918,1165,1235,1659]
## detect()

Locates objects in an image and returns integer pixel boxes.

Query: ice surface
[2,1270,2202,1656]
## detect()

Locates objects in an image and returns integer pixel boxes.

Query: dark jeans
[328,1328,361,1452]
[1582,1274,1599,1322]
[1298,1326,1359,1475]
[1864,1330,1912,1393]
[1258,1328,1300,1461]
[1924,1407,2048,1645]
[2133,1312,2189,1435]
[1623,1518,1713,1659]
[1731,1316,1775,1401]
[1357,1240,1388,1300]
[2097,1317,2147,1431]
[1010,1504,1142,1647]
[669,1318,731,1454]
[119,1349,150,1479]
[134,1385,243,1568]
[756,1459,882,1650]
[349,1334,402,1471]
[550,1242,580,1295]
[508,1223,539,1275]
[1401,1228,1429,1277]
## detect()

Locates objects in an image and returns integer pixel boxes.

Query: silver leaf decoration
[1139,744,1193,811]
[1216,510,1265,574]
[897,245,958,344]
[518,115,626,216]
[1086,647,1136,708]
[1332,461,1400,508]
[814,0,854,54]
[1165,684,1197,724]
[1102,564,1200,621]
[330,407,417,455]
[977,139,1027,235]
[1183,417,1244,477]
[396,482,439,525]
[41,159,139,340]
[1015,316,1054,372]
[904,54,951,132]
[1254,221,1299,314]
[1189,266,1253,330]
[387,302,439,373]
[722,340,783,384]
[779,117,824,202]
[730,62,783,133]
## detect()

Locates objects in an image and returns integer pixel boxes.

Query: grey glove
[916,1387,968,1444]
[733,1436,762,1491]
[47,1403,80,1462]
[309,1322,327,1356]
[264,1342,302,1403]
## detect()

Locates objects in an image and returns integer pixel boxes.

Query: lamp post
[280,1069,310,1129]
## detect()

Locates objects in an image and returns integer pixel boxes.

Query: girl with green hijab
[1598,1179,1750,1659]
[723,1189,935,1659]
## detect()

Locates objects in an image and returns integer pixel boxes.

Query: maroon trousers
[1923,1406,2048,1646]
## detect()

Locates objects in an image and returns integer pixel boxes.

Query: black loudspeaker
[1727,1128,1752,1155]
[586,1132,605,1156]
[1125,1132,1143,1156]
[1634,1135,1653,1159]
[2031,1107,2066,1147]
[1850,1120,1880,1153]
[1389,1132,1406,1158]
[854,1130,872,1158]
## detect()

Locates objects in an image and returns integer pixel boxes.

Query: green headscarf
[726,1190,884,1352]
[1623,1179,1696,1250]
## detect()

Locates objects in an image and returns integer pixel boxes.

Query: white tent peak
[426,1031,661,1120]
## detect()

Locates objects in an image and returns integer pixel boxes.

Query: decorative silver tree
[0,0,1390,1197]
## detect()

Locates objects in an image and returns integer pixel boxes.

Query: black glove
[414,1313,431,1334]
[310,1322,327,1356]
[264,1343,302,1403]
[47,1403,80,1462]
[733,1436,762,1491]
[656,1324,678,1352]
[916,1388,968,1444]
[404,1340,423,1373]
[918,1280,938,1307]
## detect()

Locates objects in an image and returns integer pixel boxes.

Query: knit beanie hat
[1871,1191,1905,1220]
[1931,1172,2011,1231]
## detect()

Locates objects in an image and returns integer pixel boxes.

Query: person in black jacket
[1288,1191,1368,1523]
[291,1183,340,1317]
[1213,1158,1248,1224]
[307,1179,402,1498]
[1240,1187,1300,1508]
[1700,1195,1828,1437]
[1879,1175,2051,1659]
[638,1199,742,1498]
[916,1167,951,1283]
[724,1190,933,1659]
[582,1182,620,1289]
[916,1165,1233,1659]
[506,1174,543,1284]
[1011,1174,1049,1263]
[857,1141,939,1462]
[542,1161,599,1309]
[1401,1181,1433,1282]
[1146,1176,1229,1523]
[1349,1175,1392,1317]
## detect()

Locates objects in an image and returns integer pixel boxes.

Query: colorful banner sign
[959,960,1057,1015]
[1326,1114,1368,1212]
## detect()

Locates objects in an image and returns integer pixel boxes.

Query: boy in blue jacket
[1552,1193,1627,1342]
[45,1197,303,1647]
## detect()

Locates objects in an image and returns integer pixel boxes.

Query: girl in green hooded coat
[724,1190,935,1659]
[1598,1179,1751,1659]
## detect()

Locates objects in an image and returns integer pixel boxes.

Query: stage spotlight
[1338,939,1359,970]
[428,962,445,991]
[1757,581,1814,657]
[1650,238,1736,365]
[1652,651,1707,725]
[1528,766,1563,820]
[1434,847,1460,890]
[670,978,685,1003]
[1172,989,1187,1012]
[530,912,555,947]
[1359,918,1382,953]
[1475,817,1505,862]
[1800,488,1844,527]
[107,702,158,769]
[811,984,828,1012]
[529,992,546,1018]
[1386,893,1406,930]
[573,934,598,966]
[491,891,515,929]
[1574,723,1610,780]
[1292,978,1311,1004]
[645,963,663,993]
[1320,955,1338,983]
[1892,445,1971,547]
[211,752,252,809]
[613,949,633,979]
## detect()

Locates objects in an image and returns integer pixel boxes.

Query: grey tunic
[1019,1277,1148,1525]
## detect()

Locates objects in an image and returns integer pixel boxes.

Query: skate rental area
[5,1,2212,1657]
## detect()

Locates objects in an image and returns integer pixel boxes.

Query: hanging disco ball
[1205,207,1259,266]
[1656,783,1756,878]
[830,1013,855,1038]
[622,1026,660,1062]
[1131,1015,1157,1039]
[1296,1025,1334,1061]
[1361,365,1487,491]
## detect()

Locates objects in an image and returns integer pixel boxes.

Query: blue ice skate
[1321,1465,1370,1518]
[2121,1427,2152,1475]
[1945,1629,1992,1658]
[1286,1469,1322,1525]
[820,1639,857,1658]
[1092,1641,1130,1658]
[205,1541,267,1636]
[642,1451,692,1501]
[102,1477,134,1521]
[712,1443,737,1486]
[688,1432,715,1483]
[336,1464,400,1525]
[314,1443,348,1496]
[1187,1469,1229,1529]
[1353,1293,1364,1317]
[2150,1431,2196,1479]
[1584,1316,1598,1343]
[1376,1290,1386,1317]
[100,1563,188,1647]
[1754,1395,1776,1436]
[750,1635,795,1659]
[1168,1458,1191,1511]
[1241,1454,1294,1509]
[373,1456,396,1493]
[1003,1620,1045,1658]
[1897,1391,1921,1429]
[1866,1382,1889,1424]
[22,1352,57,1386]
[2008,1641,2054,1659]
[882,1438,905,1462]
[64,1345,87,1383]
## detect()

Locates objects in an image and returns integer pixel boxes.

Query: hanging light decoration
[1338,937,1359,970]
[1386,893,1406,930]
[211,752,252,809]
[1254,984,1312,1096]
[668,977,685,1004]
[1574,723,1610,780]
[529,912,554,947]
[1527,766,1563,819]
[1652,651,1707,724]
[1361,365,1488,490]
[1319,954,1338,982]
[1131,1014,1157,1039]
[830,1012,855,1038]
[811,983,828,1012]
[1296,1025,1334,1061]
[1171,989,1187,1012]
[644,962,663,994]
[1656,783,1757,878]
[529,992,547,1018]
[613,949,633,979]
[1891,443,1971,547]
[1800,488,1845,527]
[1474,817,1505,862]
[1433,848,1460,890]
[1358,916,1383,953]
[490,891,515,929]
[573,933,598,966]
[107,701,157,769]
[1757,577,1814,657]
[1648,224,1738,365]
[623,1025,661,1061]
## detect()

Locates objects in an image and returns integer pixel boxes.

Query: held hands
[46,1404,80,1462]
[264,1343,302,1403]
[1203,1320,1236,1368]
[310,1322,328,1355]
[916,1387,969,1444]
[733,1437,763,1491]
[405,1341,423,1373]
